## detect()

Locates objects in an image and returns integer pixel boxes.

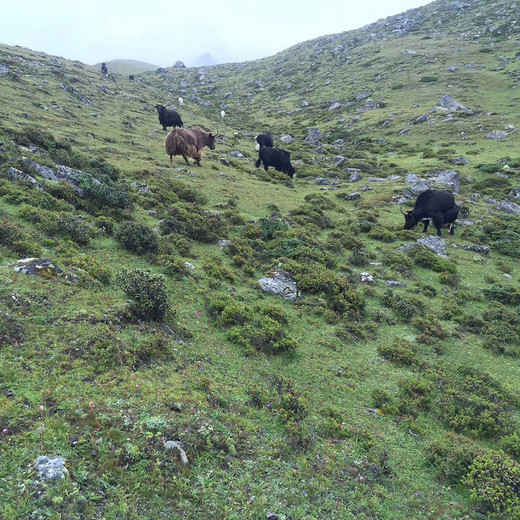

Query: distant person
[101,63,108,76]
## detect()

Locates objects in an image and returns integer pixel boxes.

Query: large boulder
[258,272,298,301]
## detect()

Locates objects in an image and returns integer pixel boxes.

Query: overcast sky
[2,0,431,67]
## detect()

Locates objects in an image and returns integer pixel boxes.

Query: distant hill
[94,59,159,75]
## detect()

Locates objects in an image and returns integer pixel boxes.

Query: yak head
[401,205,417,229]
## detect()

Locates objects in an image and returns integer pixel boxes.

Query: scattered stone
[437,95,473,114]
[348,171,362,182]
[385,281,407,287]
[366,177,387,183]
[496,200,520,214]
[486,131,508,140]
[217,240,231,247]
[328,101,342,111]
[451,156,469,165]
[280,134,294,144]
[10,258,63,278]
[305,128,322,144]
[228,151,244,158]
[4,167,43,189]
[0,64,9,75]
[184,262,195,270]
[429,170,460,193]
[316,177,330,185]
[258,272,298,301]
[360,272,375,284]
[164,440,189,466]
[503,273,513,280]
[417,236,448,258]
[34,456,69,481]
[508,188,520,200]
[462,245,490,254]
[412,114,430,124]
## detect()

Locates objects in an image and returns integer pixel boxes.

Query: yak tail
[255,158,262,168]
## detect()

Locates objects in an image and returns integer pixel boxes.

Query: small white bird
[178,97,184,106]
[220,110,226,118]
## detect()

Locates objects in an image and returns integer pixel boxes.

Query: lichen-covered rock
[34,456,69,481]
[10,258,63,278]
[258,272,298,301]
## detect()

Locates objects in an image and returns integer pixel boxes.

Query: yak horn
[400,204,408,215]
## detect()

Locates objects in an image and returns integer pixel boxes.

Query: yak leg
[263,161,269,172]
[422,219,429,233]
[182,154,190,165]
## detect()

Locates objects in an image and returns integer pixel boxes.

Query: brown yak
[165,126,217,166]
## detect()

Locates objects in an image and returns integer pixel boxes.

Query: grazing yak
[101,63,108,76]
[255,131,273,151]
[155,104,183,131]
[255,146,295,179]
[165,126,216,166]
[401,189,458,237]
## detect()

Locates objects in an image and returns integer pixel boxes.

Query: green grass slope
[0,0,520,518]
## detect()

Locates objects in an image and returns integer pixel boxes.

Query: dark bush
[482,302,520,355]
[115,221,159,255]
[462,451,520,519]
[377,339,418,366]
[116,268,169,321]
[428,432,484,484]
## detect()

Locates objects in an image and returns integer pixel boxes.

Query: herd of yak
[155,103,459,237]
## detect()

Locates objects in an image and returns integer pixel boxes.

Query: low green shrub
[56,214,98,244]
[380,289,424,320]
[410,248,457,273]
[116,268,169,321]
[431,363,515,438]
[115,221,159,255]
[377,339,418,366]
[462,451,520,519]
[428,432,484,484]
[501,433,520,461]
[482,302,520,355]
[160,204,228,242]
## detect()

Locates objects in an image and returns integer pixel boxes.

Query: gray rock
[4,167,42,189]
[258,272,298,301]
[10,258,63,278]
[305,128,322,143]
[328,102,342,111]
[430,170,460,193]
[360,272,375,284]
[486,131,508,140]
[366,177,387,183]
[164,440,189,465]
[412,114,430,124]
[461,245,490,254]
[228,151,244,158]
[348,171,362,182]
[385,281,407,287]
[417,236,448,258]
[410,180,431,195]
[280,134,294,144]
[34,456,69,481]
[438,95,473,114]
[508,188,520,200]
[0,64,9,75]
[451,156,469,165]
[316,177,330,185]
[497,200,520,214]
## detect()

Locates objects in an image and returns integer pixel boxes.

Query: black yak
[401,189,458,237]
[155,104,183,131]
[255,146,295,179]
[165,126,217,166]
[101,63,108,76]
[255,131,273,150]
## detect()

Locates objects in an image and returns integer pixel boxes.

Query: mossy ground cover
[1,4,520,517]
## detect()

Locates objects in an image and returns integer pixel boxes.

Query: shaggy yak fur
[255,130,273,150]
[165,126,216,166]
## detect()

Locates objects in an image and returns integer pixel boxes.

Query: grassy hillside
[1,0,520,518]
[95,59,160,76]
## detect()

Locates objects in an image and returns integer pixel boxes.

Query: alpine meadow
[1,0,520,519]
